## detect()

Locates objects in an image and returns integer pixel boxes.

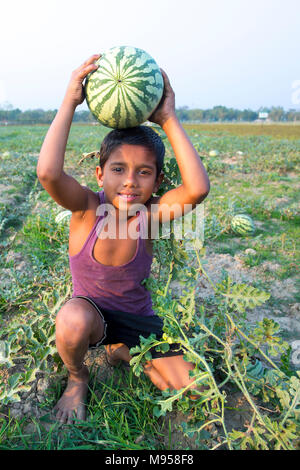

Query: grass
[0,366,168,450]
[0,122,299,449]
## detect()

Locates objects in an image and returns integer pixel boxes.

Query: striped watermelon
[231,214,255,236]
[84,46,164,129]
[55,210,71,223]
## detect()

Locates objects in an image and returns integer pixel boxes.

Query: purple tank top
[69,190,154,316]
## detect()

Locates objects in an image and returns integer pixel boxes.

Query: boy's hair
[99,126,165,180]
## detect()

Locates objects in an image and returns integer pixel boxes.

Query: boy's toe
[67,411,75,425]
[58,410,69,424]
[54,408,63,420]
[76,405,86,421]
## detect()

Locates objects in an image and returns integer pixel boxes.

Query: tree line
[0,105,299,124]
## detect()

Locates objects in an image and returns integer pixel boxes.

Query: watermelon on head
[85,46,164,129]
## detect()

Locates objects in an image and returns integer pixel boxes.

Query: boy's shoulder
[86,188,107,216]
[148,195,161,206]
[70,186,100,220]
[145,196,162,239]
[146,195,161,218]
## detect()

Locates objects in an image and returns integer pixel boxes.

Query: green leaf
[8,372,22,389]
[275,387,290,410]
[221,282,270,313]
[144,351,152,361]
[153,406,162,417]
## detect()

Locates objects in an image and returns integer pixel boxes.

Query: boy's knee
[55,300,93,340]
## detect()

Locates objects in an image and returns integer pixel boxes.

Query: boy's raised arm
[148,69,210,223]
[37,54,101,213]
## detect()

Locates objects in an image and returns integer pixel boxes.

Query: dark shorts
[70,295,185,359]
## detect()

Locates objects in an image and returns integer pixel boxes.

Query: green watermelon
[231,214,255,236]
[85,46,164,129]
[55,210,71,223]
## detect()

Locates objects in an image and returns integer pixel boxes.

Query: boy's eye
[112,168,151,175]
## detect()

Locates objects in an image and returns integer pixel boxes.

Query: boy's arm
[149,70,210,223]
[37,54,101,214]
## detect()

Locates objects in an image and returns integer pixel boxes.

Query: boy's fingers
[75,54,101,73]
[160,69,170,84]
[77,63,98,80]
[83,53,102,66]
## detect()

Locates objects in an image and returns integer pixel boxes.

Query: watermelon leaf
[220,280,270,312]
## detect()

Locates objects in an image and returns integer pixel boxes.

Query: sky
[1,0,299,112]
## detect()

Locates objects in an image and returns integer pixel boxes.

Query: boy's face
[95,144,163,212]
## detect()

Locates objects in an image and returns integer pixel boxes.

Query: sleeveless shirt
[69,190,155,316]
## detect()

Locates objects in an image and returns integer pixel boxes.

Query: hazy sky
[1,0,299,111]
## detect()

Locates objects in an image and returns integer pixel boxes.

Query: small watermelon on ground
[55,210,71,223]
[85,46,164,129]
[231,214,255,236]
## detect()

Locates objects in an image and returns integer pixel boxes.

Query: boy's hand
[64,54,101,108]
[148,69,176,127]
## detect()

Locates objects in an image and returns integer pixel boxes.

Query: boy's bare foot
[104,344,131,368]
[104,344,126,364]
[53,365,89,424]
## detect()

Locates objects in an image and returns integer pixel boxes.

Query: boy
[37,53,210,424]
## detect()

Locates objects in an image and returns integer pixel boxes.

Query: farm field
[183,122,300,140]
[0,123,299,450]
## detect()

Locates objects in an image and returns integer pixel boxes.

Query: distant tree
[212,106,227,121]
[269,106,285,122]
[241,109,258,121]
[176,106,190,121]
[225,108,239,121]
[1,105,299,124]
[189,108,204,121]
[42,110,57,123]
[258,106,272,114]
[286,109,300,122]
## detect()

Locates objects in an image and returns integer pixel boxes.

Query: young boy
[37,53,210,424]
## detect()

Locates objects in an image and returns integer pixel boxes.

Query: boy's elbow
[199,181,210,199]
[203,178,210,199]
[36,166,60,182]
[199,189,210,204]
[36,166,42,180]
[36,167,44,181]
[205,181,211,197]
[195,181,210,203]
[37,169,49,182]
[203,179,210,196]
[36,161,46,180]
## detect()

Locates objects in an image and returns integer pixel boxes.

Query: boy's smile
[95,144,163,216]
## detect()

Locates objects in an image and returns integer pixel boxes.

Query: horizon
[0,104,297,113]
